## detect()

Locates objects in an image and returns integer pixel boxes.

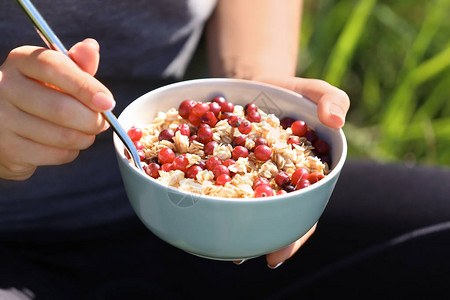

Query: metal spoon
[14,0,145,172]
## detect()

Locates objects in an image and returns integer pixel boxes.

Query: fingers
[8,45,115,112]
[255,76,350,129]
[69,38,100,76]
[266,223,317,269]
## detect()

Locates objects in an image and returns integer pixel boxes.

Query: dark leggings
[1,159,450,299]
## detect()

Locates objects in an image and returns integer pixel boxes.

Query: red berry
[197,160,207,170]
[201,111,218,127]
[287,136,301,147]
[222,159,236,167]
[291,120,308,137]
[173,155,189,173]
[220,112,234,121]
[133,140,144,150]
[238,120,252,134]
[254,185,274,197]
[178,99,196,119]
[313,139,330,155]
[158,147,175,164]
[216,174,232,186]
[211,96,226,105]
[192,102,210,117]
[295,179,311,190]
[145,163,160,179]
[280,117,295,130]
[308,172,325,184]
[188,112,201,127]
[276,190,288,196]
[220,101,234,113]
[254,145,272,161]
[204,141,218,156]
[138,150,146,161]
[305,130,318,143]
[275,172,290,187]
[186,165,202,179]
[160,163,173,172]
[176,124,190,137]
[228,115,242,127]
[291,168,309,185]
[246,111,261,123]
[252,177,270,190]
[189,135,197,143]
[245,103,258,114]
[209,102,221,117]
[233,134,247,146]
[213,164,230,179]
[232,146,249,160]
[254,138,267,148]
[158,129,174,142]
[127,126,142,141]
[206,156,222,171]
[196,125,213,144]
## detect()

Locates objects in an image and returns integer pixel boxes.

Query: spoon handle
[15,0,144,172]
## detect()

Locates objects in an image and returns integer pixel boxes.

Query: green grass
[299,0,450,166]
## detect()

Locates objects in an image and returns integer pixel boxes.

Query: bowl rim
[114,78,347,203]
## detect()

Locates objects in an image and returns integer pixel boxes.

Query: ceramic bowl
[113,78,347,260]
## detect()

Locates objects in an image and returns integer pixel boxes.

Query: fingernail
[92,92,115,111]
[233,259,247,265]
[329,103,345,125]
[267,262,283,269]
[85,38,100,51]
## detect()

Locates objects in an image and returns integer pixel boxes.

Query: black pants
[1,159,450,299]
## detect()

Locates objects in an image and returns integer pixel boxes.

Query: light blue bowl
[113,78,347,261]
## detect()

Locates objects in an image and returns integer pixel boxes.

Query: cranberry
[133,140,144,150]
[291,120,308,137]
[254,185,274,197]
[127,126,142,141]
[158,129,174,142]
[238,120,252,134]
[216,174,232,186]
[295,179,311,190]
[197,160,207,170]
[254,138,267,148]
[245,103,258,114]
[309,172,325,184]
[275,172,290,187]
[246,111,261,123]
[213,164,230,179]
[222,159,236,167]
[188,112,201,127]
[160,163,173,172]
[220,112,234,121]
[280,117,295,130]
[209,102,221,117]
[291,168,309,185]
[206,156,222,171]
[287,136,300,147]
[176,124,190,137]
[313,139,330,155]
[305,130,318,143]
[196,125,213,144]
[189,135,197,143]
[173,155,189,173]
[233,134,247,146]
[276,190,288,196]
[192,102,210,117]
[178,99,196,119]
[204,141,218,156]
[252,177,270,190]
[145,163,160,179]
[228,115,242,127]
[186,165,202,179]
[138,150,146,161]
[254,145,272,161]
[201,111,218,127]
[232,146,249,160]
[158,147,175,164]
[211,96,226,105]
[220,101,234,113]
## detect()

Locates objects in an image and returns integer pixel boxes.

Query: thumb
[68,38,100,76]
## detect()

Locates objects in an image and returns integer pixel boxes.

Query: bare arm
[206,0,302,79]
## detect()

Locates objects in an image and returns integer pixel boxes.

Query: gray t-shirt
[0,0,216,232]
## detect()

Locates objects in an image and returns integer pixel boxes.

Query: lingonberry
[216,174,232,186]
[295,179,311,190]
[127,126,142,141]
[192,102,210,117]
[252,177,270,190]
[291,168,309,186]
[246,111,261,123]
[238,120,252,134]
[220,101,234,113]
[233,134,247,146]
[213,164,230,179]
[291,120,308,137]
[275,172,290,187]
[173,154,189,173]
[196,125,213,144]
[254,145,272,161]
[206,156,222,171]
[254,185,274,197]
[280,117,295,129]
[158,147,175,164]
[232,146,249,160]
[204,141,218,156]
[158,129,175,142]
[186,165,203,179]
[176,124,190,137]
[145,163,160,179]
[313,139,330,155]
[178,99,196,119]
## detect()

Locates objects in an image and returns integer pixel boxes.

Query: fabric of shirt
[0,0,216,232]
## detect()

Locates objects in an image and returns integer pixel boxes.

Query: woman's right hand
[0,38,115,180]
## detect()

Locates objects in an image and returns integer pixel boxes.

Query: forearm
[206,0,302,79]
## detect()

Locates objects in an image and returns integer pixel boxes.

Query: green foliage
[299,0,450,166]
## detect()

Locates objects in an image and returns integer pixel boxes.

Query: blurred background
[299,0,450,166]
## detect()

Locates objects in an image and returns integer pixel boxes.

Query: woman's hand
[235,76,350,268]
[0,38,115,180]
